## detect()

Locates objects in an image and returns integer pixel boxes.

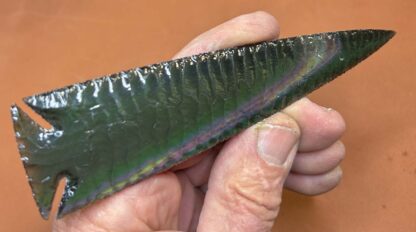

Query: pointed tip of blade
[345,29,396,46]
[365,29,396,54]
[371,28,395,42]
[375,29,396,36]
[387,30,396,37]
[332,29,396,68]
[374,29,396,43]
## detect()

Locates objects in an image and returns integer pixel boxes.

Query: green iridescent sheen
[11,29,394,219]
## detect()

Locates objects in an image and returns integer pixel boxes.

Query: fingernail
[257,123,298,166]
[321,106,333,112]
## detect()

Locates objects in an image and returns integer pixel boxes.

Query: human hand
[53,11,346,232]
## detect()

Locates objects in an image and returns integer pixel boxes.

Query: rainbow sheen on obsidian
[11,29,394,219]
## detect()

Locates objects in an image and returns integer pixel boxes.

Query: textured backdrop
[0,0,415,231]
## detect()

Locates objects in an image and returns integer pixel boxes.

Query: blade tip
[378,29,396,39]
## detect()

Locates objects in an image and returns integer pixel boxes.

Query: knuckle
[333,141,346,160]
[220,171,282,221]
[264,112,301,136]
[291,166,343,196]
[316,166,343,195]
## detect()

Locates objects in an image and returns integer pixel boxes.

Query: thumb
[198,113,300,232]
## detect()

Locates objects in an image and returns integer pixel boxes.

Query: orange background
[0,1,415,231]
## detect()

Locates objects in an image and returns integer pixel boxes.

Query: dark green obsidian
[11,29,394,219]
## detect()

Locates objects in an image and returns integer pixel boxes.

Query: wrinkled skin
[54,11,346,232]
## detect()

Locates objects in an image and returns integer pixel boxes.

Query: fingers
[53,173,182,232]
[282,98,346,195]
[170,12,284,232]
[182,150,217,186]
[291,141,345,175]
[285,141,345,195]
[284,166,343,195]
[171,10,280,184]
[171,148,214,171]
[283,98,346,152]
[198,113,300,232]
[176,173,205,231]
[173,11,279,59]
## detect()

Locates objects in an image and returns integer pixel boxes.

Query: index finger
[173,11,280,59]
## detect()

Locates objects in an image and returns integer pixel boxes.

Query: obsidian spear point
[11,29,394,219]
